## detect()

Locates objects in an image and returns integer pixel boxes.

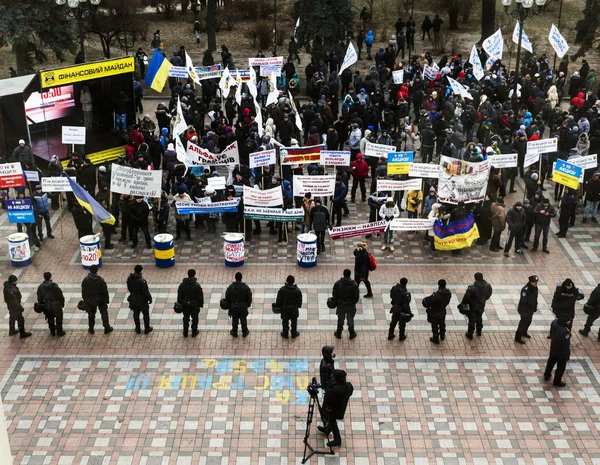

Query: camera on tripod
[306,377,322,398]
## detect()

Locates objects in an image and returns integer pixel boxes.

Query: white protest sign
[389,218,434,231]
[392,70,404,84]
[482,28,503,60]
[249,56,284,67]
[292,176,336,196]
[527,138,558,156]
[61,126,86,145]
[489,153,518,169]
[512,22,533,54]
[110,164,162,198]
[569,154,598,171]
[320,151,351,166]
[447,76,472,100]
[338,42,358,76]
[438,156,490,204]
[548,24,569,58]
[423,63,438,80]
[470,45,484,81]
[24,170,39,182]
[187,141,240,166]
[408,163,441,179]
[249,149,276,169]
[377,178,422,191]
[41,177,74,192]
[364,141,396,158]
[523,152,540,168]
[207,176,227,190]
[242,185,283,207]
[260,65,281,77]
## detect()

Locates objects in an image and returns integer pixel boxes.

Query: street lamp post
[502,0,546,99]
[55,0,101,63]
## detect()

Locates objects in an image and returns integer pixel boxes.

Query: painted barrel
[223,234,244,267]
[297,233,317,268]
[7,233,31,267]
[154,234,175,268]
[80,234,102,269]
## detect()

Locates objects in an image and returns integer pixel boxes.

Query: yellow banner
[41,57,135,88]
[387,163,410,175]
[552,171,579,190]
[434,224,480,250]
[155,248,175,260]
[61,146,126,168]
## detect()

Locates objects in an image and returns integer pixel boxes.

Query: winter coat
[173,193,192,221]
[506,206,527,232]
[585,175,600,202]
[332,276,359,312]
[423,287,452,320]
[365,31,374,46]
[82,272,109,308]
[461,280,493,314]
[490,202,507,232]
[549,319,571,360]
[37,280,65,315]
[3,281,23,315]
[379,203,400,221]
[302,198,314,225]
[333,182,347,203]
[320,346,336,390]
[275,282,303,319]
[534,202,557,226]
[225,281,253,316]
[163,149,178,171]
[350,157,370,179]
[348,128,362,150]
[354,247,371,281]
[130,199,151,226]
[323,370,354,419]
[577,134,590,156]
[177,277,204,310]
[390,284,412,314]
[518,283,538,316]
[406,190,423,213]
[310,205,330,231]
[127,273,152,309]
[551,282,584,321]
[11,145,36,169]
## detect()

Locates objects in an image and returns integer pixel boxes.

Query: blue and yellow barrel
[80,234,102,269]
[153,234,175,268]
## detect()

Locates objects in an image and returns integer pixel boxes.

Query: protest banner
[512,22,533,53]
[488,153,518,169]
[423,63,439,80]
[187,141,240,166]
[447,77,472,100]
[548,24,569,58]
[292,176,336,196]
[377,178,422,192]
[438,156,490,204]
[168,64,221,78]
[207,176,227,190]
[24,171,39,182]
[338,42,358,75]
[0,163,25,189]
[527,138,558,155]
[364,141,396,158]
[243,206,304,222]
[176,199,239,215]
[389,218,434,231]
[110,164,162,198]
[249,149,276,168]
[392,69,404,84]
[242,185,283,207]
[41,177,74,192]
[433,213,480,250]
[387,152,414,175]
[328,221,387,240]
[523,151,539,168]
[280,144,323,164]
[569,154,598,171]
[249,56,284,67]
[408,163,441,178]
[6,199,35,224]
[320,151,351,166]
[470,45,484,81]
[61,126,86,145]
[552,159,582,190]
[482,28,503,61]
[260,65,282,77]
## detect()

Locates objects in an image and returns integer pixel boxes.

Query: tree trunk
[14,43,28,76]
[206,0,217,51]
[479,0,496,45]
[448,8,459,30]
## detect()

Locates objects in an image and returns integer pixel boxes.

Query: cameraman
[323,369,354,448]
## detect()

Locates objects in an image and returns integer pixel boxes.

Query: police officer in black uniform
[126,265,153,334]
[3,275,31,338]
[332,269,360,340]
[388,277,413,341]
[177,269,204,338]
[461,272,493,340]
[551,278,584,331]
[317,345,336,435]
[322,369,354,448]
[579,283,600,339]
[423,279,452,344]
[82,265,113,335]
[37,272,65,337]
[544,315,572,387]
[275,275,302,339]
[515,275,539,344]
[225,272,252,337]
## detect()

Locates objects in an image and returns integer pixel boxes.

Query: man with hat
[130,195,152,248]
[310,197,330,254]
[177,269,204,338]
[11,138,36,171]
[32,185,54,241]
[126,265,153,334]
[544,314,572,387]
[332,175,347,227]
[503,201,526,257]
[3,275,31,338]
[460,272,493,339]
[37,272,65,337]
[515,275,539,344]
[532,198,556,253]
[275,275,303,339]
[551,279,584,331]
[81,265,113,335]
[224,272,252,338]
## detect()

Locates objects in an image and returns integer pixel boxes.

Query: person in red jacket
[350,153,370,202]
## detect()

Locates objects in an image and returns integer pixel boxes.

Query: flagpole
[59,193,64,239]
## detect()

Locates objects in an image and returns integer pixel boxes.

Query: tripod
[301,391,335,463]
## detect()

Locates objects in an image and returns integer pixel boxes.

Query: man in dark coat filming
[323,369,354,448]
[82,265,113,335]
[177,269,204,338]
[275,275,302,339]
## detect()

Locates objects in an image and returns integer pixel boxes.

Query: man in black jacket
[532,198,556,253]
[322,369,354,448]
[310,198,330,254]
[515,275,539,344]
[275,275,302,339]
[551,279,584,330]
[3,275,31,338]
[37,272,65,337]
[119,194,134,242]
[423,279,452,344]
[319,346,336,390]
[388,277,412,341]
[177,269,204,338]
[544,316,572,387]
[461,272,493,339]
[420,123,436,163]
[130,196,152,249]
[225,272,252,337]
[127,265,153,334]
[332,269,360,339]
[504,201,527,257]
[82,265,113,335]
[579,283,600,338]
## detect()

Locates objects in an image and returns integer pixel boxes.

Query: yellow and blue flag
[433,213,479,251]
[145,50,171,92]
[66,175,115,225]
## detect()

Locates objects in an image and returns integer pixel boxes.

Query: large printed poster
[437,156,490,204]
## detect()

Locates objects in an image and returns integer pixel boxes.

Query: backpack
[368,253,377,271]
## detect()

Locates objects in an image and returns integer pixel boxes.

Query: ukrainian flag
[145,50,171,92]
[433,213,479,251]
[66,175,115,226]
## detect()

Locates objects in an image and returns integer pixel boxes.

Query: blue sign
[387,152,414,164]
[6,199,35,223]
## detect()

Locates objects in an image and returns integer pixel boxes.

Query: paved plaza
[2,183,600,464]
